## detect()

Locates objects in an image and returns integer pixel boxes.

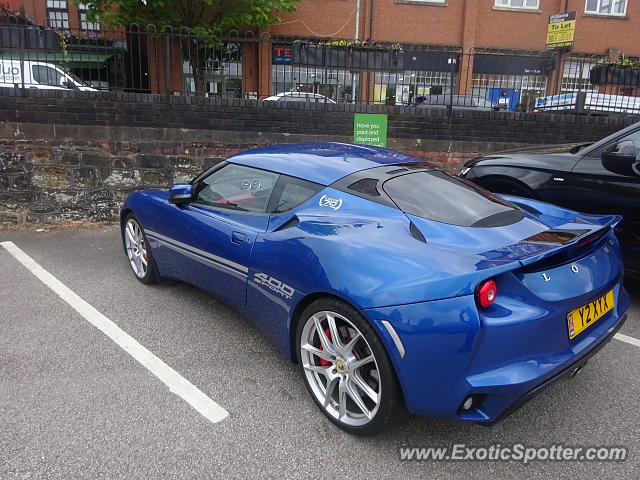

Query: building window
[585,0,628,15]
[472,73,547,111]
[394,0,446,4]
[78,3,100,30]
[46,0,69,29]
[495,0,540,9]
[374,70,454,105]
[561,59,599,93]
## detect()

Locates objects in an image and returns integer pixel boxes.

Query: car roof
[226,142,424,185]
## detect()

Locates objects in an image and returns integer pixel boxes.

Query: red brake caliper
[319,327,332,367]
[141,240,148,260]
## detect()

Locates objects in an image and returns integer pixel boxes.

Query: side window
[32,65,65,86]
[194,164,280,213]
[270,175,323,213]
[605,129,640,157]
[613,129,640,143]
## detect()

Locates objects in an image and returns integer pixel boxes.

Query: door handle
[231,231,247,244]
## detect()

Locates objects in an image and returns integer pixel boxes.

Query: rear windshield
[382,171,523,227]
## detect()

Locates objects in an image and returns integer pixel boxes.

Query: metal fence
[2,20,640,116]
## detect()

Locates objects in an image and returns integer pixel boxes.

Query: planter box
[291,44,402,70]
[0,26,60,50]
[351,48,403,71]
[589,64,640,86]
[65,37,114,47]
[325,48,347,67]
[293,45,325,66]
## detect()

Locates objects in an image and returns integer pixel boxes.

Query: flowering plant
[595,54,640,69]
[60,30,108,42]
[293,37,403,51]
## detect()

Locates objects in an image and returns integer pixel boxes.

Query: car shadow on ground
[161,274,636,448]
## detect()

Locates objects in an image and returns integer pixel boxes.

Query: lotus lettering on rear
[541,273,551,282]
[319,195,343,210]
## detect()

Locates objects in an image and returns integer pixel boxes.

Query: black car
[459,121,640,276]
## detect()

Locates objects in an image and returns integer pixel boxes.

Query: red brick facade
[271,0,640,56]
[4,1,640,100]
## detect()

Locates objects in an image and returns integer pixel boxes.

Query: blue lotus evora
[120,142,630,435]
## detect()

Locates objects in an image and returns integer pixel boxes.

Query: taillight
[476,279,497,309]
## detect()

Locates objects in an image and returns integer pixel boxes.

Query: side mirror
[602,141,639,177]
[169,184,193,204]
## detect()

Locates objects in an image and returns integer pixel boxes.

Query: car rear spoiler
[473,214,622,272]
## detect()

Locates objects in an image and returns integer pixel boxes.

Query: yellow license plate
[567,290,614,340]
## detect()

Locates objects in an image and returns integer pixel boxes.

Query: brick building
[265,0,640,106]
[2,0,639,107]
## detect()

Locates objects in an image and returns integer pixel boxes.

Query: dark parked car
[459,122,640,276]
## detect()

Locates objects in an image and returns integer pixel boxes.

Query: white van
[0,59,96,91]
[535,92,640,115]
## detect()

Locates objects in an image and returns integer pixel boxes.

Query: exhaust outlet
[570,364,584,379]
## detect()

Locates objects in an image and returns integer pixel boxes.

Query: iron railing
[2,20,640,116]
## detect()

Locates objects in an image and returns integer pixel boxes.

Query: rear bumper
[365,281,631,423]
[475,312,627,426]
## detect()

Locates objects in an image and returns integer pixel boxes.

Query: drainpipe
[369,0,375,39]
[366,0,375,103]
[351,0,361,103]
[355,0,361,40]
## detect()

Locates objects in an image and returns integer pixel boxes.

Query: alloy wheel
[300,310,381,427]
[124,218,149,279]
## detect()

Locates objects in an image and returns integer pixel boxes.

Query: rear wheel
[123,214,158,284]
[296,298,404,435]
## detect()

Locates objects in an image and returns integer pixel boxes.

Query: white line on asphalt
[615,333,640,348]
[0,241,229,424]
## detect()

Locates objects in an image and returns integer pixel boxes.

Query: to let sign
[353,113,388,148]
[546,11,576,50]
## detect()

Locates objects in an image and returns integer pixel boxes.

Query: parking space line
[615,333,640,348]
[0,241,229,424]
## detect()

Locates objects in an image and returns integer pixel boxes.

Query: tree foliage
[76,0,300,95]
[76,0,300,32]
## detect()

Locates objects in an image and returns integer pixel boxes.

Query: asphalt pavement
[1,226,639,479]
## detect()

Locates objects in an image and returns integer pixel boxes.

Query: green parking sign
[353,113,388,147]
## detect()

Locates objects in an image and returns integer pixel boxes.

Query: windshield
[382,171,523,227]
[65,69,89,87]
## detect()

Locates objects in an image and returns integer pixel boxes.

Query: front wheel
[296,298,405,435]
[123,214,158,284]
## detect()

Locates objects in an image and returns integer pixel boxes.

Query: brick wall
[0,88,636,226]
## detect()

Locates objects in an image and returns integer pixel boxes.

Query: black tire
[123,213,159,284]
[478,178,538,199]
[296,297,405,435]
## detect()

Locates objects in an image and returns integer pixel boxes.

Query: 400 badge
[253,273,295,299]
